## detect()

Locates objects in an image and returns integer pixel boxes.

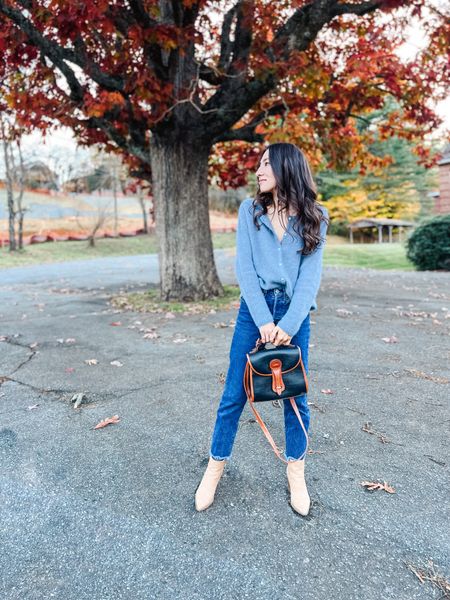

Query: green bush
[406,214,450,271]
[328,219,349,237]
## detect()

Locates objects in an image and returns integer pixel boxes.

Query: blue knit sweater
[235,198,329,337]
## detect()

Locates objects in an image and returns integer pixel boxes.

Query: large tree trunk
[149,135,224,301]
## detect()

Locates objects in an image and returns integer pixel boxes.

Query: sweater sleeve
[276,207,329,337]
[235,201,275,328]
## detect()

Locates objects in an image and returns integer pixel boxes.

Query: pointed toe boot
[195,457,226,511]
[286,458,311,516]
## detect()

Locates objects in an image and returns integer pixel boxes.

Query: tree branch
[230,0,254,72]
[332,1,382,17]
[212,126,264,144]
[0,2,150,164]
[197,2,242,86]
[218,2,239,72]
[85,115,151,165]
[211,101,288,143]
[124,97,148,153]
[349,113,373,125]
[126,0,171,79]
[201,0,383,139]
[198,62,224,86]
[0,0,86,102]
[71,33,125,91]
[0,0,125,93]
[127,0,158,28]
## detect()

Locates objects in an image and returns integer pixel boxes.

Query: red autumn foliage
[0,0,448,187]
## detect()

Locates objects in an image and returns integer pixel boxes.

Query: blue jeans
[209,288,311,462]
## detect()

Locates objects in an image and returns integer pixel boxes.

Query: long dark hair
[251,142,328,254]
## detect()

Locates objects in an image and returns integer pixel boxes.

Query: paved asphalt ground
[0,250,449,600]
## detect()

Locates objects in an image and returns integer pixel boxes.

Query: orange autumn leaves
[84,91,126,119]
[1,1,447,192]
[361,481,396,494]
[94,415,120,430]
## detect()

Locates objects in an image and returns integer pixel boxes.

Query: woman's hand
[269,325,292,346]
[258,323,292,346]
[258,322,276,343]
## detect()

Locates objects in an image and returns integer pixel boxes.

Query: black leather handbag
[243,339,309,463]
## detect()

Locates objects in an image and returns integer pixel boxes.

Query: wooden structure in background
[348,218,415,243]
[434,143,450,214]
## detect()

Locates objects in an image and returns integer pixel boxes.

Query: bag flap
[246,345,301,376]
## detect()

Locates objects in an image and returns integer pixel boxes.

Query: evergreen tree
[317,97,440,230]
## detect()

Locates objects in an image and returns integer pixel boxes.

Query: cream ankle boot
[286,458,311,516]
[195,457,226,511]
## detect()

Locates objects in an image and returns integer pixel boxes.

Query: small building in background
[433,143,450,214]
[348,218,415,243]
[23,161,58,190]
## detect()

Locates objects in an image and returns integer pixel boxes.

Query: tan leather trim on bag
[299,355,309,394]
[269,358,285,395]
[246,351,302,377]
[248,398,308,464]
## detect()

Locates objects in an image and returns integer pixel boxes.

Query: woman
[195,142,329,515]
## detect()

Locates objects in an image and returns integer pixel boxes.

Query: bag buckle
[269,358,285,395]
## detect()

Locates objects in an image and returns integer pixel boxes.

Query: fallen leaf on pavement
[139,327,157,333]
[110,321,122,326]
[93,415,120,430]
[84,358,99,365]
[143,332,159,339]
[362,421,390,443]
[321,389,333,394]
[405,558,450,596]
[336,308,353,316]
[360,480,396,493]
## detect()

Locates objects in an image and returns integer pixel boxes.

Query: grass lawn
[324,241,414,270]
[0,231,415,271]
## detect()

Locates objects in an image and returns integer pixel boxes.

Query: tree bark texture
[138,187,149,234]
[1,128,17,252]
[150,135,223,301]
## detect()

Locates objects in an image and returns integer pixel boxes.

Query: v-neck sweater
[235,198,329,337]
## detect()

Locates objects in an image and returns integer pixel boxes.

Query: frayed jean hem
[284,453,307,462]
[209,452,230,461]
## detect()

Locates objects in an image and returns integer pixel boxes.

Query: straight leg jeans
[209,288,311,462]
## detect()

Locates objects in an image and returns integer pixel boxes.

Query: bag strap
[244,362,309,463]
